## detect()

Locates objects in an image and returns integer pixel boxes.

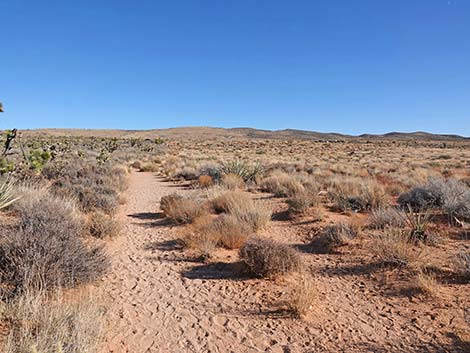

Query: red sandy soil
[101,172,469,353]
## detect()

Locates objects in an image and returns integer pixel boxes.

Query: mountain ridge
[15,126,470,141]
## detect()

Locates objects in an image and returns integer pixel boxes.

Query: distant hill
[18,127,470,142]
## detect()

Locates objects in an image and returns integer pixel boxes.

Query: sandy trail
[101,172,308,353]
[101,171,468,353]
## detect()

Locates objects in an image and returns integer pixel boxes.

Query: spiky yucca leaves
[0,178,19,210]
[219,160,264,183]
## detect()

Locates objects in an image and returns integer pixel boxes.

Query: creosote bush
[239,237,302,277]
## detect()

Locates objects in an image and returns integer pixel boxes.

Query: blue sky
[1,0,470,135]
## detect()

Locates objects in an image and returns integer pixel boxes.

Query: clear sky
[1,0,470,135]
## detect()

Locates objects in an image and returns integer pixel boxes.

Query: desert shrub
[219,160,264,183]
[221,173,245,190]
[397,187,442,211]
[139,162,159,172]
[0,186,108,291]
[371,227,419,267]
[171,166,199,181]
[160,193,205,224]
[327,176,387,212]
[88,211,121,238]
[317,222,358,251]
[239,237,301,277]
[43,159,126,214]
[369,207,406,229]
[211,214,251,249]
[289,273,316,319]
[286,192,319,216]
[260,171,304,197]
[455,251,470,278]
[198,175,213,188]
[428,178,470,221]
[1,290,104,353]
[199,163,222,182]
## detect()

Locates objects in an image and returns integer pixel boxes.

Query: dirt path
[101,171,468,353]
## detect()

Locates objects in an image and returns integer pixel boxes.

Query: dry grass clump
[369,207,406,229]
[239,237,302,277]
[221,173,245,190]
[211,191,271,231]
[260,171,304,197]
[160,193,206,224]
[317,222,359,251]
[1,290,104,353]
[414,271,438,296]
[371,227,420,267]
[327,176,387,212]
[288,273,316,319]
[88,211,121,238]
[0,185,108,291]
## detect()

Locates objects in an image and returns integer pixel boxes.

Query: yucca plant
[0,178,19,210]
[219,160,264,183]
[404,205,433,243]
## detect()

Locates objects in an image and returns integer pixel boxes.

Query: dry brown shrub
[88,211,121,238]
[160,193,206,224]
[455,251,470,278]
[211,214,250,249]
[239,237,302,277]
[0,185,108,291]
